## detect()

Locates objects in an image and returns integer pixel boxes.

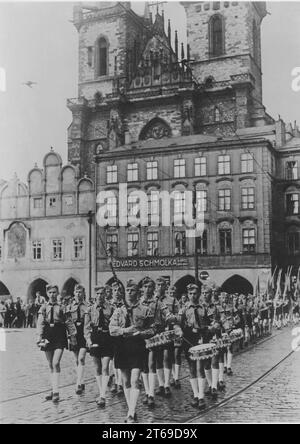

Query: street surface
[0,327,299,423]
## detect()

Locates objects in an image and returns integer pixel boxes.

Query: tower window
[252,20,259,64]
[210,15,224,57]
[97,37,108,77]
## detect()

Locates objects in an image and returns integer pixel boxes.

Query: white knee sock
[109,360,115,377]
[212,368,219,390]
[128,388,140,417]
[124,387,131,409]
[172,364,175,378]
[197,377,205,400]
[156,368,164,387]
[219,363,224,382]
[117,369,122,386]
[101,375,110,398]
[205,369,212,387]
[149,373,156,397]
[174,364,180,381]
[52,372,59,393]
[76,364,85,386]
[227,352,233,369]
[190,378,198,398]
[141,372,149,396]
[95,375,102,396]
[164,368,171,388]
[50,372,54,392]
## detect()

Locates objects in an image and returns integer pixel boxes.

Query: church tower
[67,1,148,177]
[181,1,269,129]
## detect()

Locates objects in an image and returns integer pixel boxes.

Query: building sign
[199,271,209,280]
[112,257,189,270]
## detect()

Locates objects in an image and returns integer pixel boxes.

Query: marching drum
[210,333,231,350]
[189,343,217,361]
[145,330,177,350]
[229,328,244,343]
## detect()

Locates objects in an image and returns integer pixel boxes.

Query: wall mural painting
[7,223,26,258]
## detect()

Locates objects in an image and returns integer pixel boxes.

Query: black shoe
[155,386,165,397]
[127,415,135,424]
[211,388,218,400]
[97,397,106,408]
[148,396,155,409]
[81,384,85,391]
[75,385,83,395]
[227,368,233,376]
[174,380,181,389]
[198,398,206,410]
[142,394,148,405]
[205,387,212,397]
[45,392,53,401]
[117,385,123,396]
[52,392,59,403]
[164,387,171,398]
[224,367,227,374]
[111,383,118,394]
[191,397,198,408]
[218,381,226,392]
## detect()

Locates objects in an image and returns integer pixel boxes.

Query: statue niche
[139,118,171,141]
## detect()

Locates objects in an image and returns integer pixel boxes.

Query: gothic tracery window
[140,118,171,141]
[97,37,108,77]
[210,15,224,57]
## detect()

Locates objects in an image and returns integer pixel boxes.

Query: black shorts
[89,330,114,359]
[43,323,68,351]
[75,323,87,350]
[182,328,202,360]
[114,336,146,370]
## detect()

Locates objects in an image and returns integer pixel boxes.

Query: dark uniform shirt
[37,302,76,340]
[109,303,155,339]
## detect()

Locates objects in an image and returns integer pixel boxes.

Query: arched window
[252,20,259,64]
[214,106,221,122]
[210,15,224,57]
[97,37,108,77]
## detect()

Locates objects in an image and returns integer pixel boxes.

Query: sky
[0,0,300,182]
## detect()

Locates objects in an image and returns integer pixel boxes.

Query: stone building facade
[2,2,299,299]
[65,1,300,295]
[0,149,95,300]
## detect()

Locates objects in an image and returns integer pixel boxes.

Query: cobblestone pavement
[0,326,298,424]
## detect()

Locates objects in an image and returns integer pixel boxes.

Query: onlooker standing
[0,301,6,327]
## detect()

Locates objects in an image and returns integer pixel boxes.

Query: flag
[274,269,282,302]
[255,275,261,300]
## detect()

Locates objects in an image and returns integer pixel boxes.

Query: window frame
[51,238,64,261]
[146,161,158,181]
[218,188,231,211]
[32,240,43,261]
[127,232,139,257]
[127,163,138,182]
[242,228,256,253]
[219,228,232,255]
[195,157,207,177]
[218,155,231,175]
[174,159,186,179]
[106,165,118,184]
[73,237,85,260]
